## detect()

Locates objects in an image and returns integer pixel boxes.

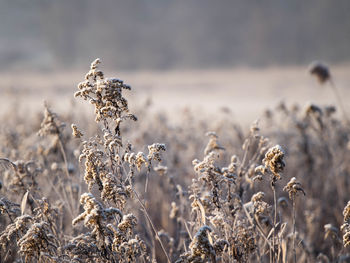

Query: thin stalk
[242,202,274,253]
[45,175,73,218]
[292,197,296,263]
[272,184,277,263]
[329,79,350,124]
[133,188,172,263]
[57,136,70,179]
[57,136,75,216]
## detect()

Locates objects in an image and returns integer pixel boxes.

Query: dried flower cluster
[283,177,305,199]
[74,58,136,125]
[262,145,285,182]
[251,192,270,218]
[68,59,165,262]
[0,59,350,262]
[38,103,66,137]
[71,124,84,139]
[341,201,350,247]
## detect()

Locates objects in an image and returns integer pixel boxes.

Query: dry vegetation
[0,59,350,263]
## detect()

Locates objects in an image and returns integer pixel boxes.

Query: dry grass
[0,60,350,262]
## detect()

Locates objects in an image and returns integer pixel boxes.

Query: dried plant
[0,59,350,263]
[341,201,350,248]
[71,59,168,262]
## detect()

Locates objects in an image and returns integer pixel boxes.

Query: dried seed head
[251,192,265,203]
[0,197,20,216]
[71,124,83,138]
[18,221,57,261]
[189,226,215,259]
[309,61,331,84]
[341,221,350,247]
[305,103,323,117]
[38,103,65,137]
[343,201,350,222]
[251,192,270,216]
[154,165,168,176]
[204,132,225,155]
[75,59,135,126]
[169,202,179,219]
[90,58,101,69]
[340,201,350,247]
[283,177,305,199]
[118,214,137,232]
[147,143,166,162]
[0,215,33,251]
[213,239,229,254]
[324,224,340,241]
[262,145,285,181]
[278,197,289,209]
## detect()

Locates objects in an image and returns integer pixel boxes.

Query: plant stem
[242,202,274,253]
[272,184,277,263]
[57,135,76,217]
[293,197,296,263]
[133,188,172,263]
[329,79,350,124]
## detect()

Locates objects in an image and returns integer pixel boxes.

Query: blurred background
[1,0,350,70]
[1,0,350,123]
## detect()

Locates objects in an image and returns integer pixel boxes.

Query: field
[0,60,350,262]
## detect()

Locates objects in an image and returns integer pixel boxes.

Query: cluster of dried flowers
[0,60,349,262]
[0,59,168,262]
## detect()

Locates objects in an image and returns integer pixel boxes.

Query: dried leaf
[21,191,29,215]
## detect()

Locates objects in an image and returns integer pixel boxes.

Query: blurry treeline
[1,0,350,70]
